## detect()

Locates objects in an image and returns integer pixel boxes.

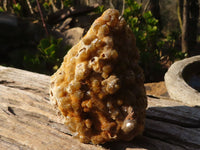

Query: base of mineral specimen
[50,9,147,144]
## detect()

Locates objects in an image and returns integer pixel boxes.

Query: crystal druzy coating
[50,9,147,144]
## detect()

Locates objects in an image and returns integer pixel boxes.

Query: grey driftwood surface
[0,65,200,150]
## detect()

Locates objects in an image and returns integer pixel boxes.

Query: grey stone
[0,14,17,26]
[63,27,84,46]
[165,55,200,106]
[58,18,72,31]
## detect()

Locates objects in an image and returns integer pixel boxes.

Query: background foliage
[123,0,186,81]
[0,0,199,82]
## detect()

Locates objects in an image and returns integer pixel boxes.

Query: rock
[50,9,147,144]
[145,81,169,98]
[63,27,84,46]
[0,14,45,68]
[58,17,72,32]
[165,56,200,106]
[0,14,17,27]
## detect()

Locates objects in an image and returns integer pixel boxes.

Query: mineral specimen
[50,9,147,144]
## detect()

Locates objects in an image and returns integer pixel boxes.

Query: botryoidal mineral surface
[50,9,147,144]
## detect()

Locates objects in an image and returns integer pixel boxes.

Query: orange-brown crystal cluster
[50,9,147,144]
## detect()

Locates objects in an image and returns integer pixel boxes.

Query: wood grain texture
[0,66,199,150]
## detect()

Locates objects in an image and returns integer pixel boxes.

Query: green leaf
[13,3,21,15]
[57,38,63,45]
[0,7,4,12]
[43,2,49,11]
[38,39,50,51]
[96,5,105,14]
[64,0,72,8]
[45,44,56,56]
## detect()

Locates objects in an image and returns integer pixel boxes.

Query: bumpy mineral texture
[50,9,147,144]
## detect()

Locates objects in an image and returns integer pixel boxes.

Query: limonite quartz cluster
[50,9,147,144]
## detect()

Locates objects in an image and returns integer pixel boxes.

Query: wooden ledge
[0,66,200,150]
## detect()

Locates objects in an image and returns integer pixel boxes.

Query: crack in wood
[47,120,73,135]
[0,81,49,98]
[6,85,42,93]
[0,108,10,115]
[147,95,160,99]
[149,117,200,129]
[143,132,190,150]
[146,113,200,128]
[0,80,15,85]
[144,119,200,149]
[7,106,16,115]
[0,135,31,150]
[146,106,200,128]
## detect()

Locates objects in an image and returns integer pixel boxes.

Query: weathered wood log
[0,66,199,150]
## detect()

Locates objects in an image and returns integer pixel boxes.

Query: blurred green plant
[37,36,62,61]
[23,36,70,74]
[165,31,187,61]
[96,5,105,14]
[123,0,163,81]
[0,7,4,12]
[0,0,73,75]
[0,0,73,18]
[13,3,22,16]
[63,0,72,7]
[123,0,186,81]
[43,2,50,12]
